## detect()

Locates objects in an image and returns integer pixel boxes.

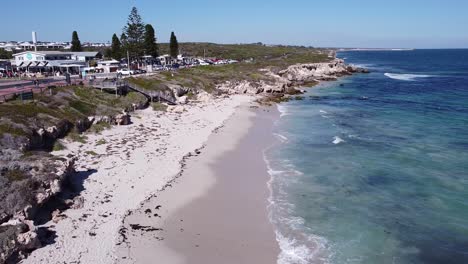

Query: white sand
[22,95,253,264]
[116,105,280,264]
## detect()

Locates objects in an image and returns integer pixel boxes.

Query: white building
[157,54,172,65]
[13,51,86,74]
[96,60,120,73]
[70,52,102,62]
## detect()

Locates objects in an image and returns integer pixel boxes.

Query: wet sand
[117,104,281,264]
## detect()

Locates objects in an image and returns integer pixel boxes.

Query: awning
[58,64,84,68]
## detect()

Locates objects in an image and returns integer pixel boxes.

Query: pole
[127,50,130,70]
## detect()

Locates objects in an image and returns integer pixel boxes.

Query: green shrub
[52,141,66,151]
[151,102,168,112]
[95,139,107,146]
[90,122,111,134]
[5,169,26,182]
[68,132,88,143]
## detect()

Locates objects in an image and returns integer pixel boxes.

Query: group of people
[0,70,19,79]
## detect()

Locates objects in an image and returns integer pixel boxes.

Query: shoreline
[21,95,253,264]
[116,104,281,263]
[9,57,367,263]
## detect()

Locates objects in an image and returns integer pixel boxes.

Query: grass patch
[95,139,107,146]
[69,100,97,116]
[0,124,28,137]
[151,102,168,112]
[68,132,88,144]
[52,141,66,151]
[89,122,111,134]
[5,169,26,182]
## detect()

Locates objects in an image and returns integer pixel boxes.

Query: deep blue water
[266,50,468,264]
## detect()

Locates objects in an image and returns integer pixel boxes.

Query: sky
[1,0,467,48]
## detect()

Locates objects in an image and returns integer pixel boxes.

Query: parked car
[153,65,164,71]
[117,68,134,75]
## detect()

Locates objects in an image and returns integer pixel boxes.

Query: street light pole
[127,50,130,70]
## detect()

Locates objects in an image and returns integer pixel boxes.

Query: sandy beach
[21,95,254,264]
[116,104,280,264]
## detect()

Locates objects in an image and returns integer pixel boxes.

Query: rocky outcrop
[0,157,75,263]
[167,84,190,97]
[115,112,131,126]
[278,59,368,83]
[217,59,368,95]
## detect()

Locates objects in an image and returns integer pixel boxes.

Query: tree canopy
[110,34,122,60]
[144,24,159,58]
[170,32,179,58]
[0,49,13,59]
[71,31,82,52]
[123,7,145,57]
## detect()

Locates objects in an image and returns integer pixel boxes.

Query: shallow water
[266,50,468,264]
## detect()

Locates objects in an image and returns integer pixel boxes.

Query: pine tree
[71,31,82,52]
[144,24,159,58]
[110,34,122,60]
[123,7,145,57]
[169,32,179,58]
[120,33,128,46]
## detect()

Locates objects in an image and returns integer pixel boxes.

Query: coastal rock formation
[177,96,188,105]
[0,157,75,263]
[115,112,131,126]
[217,59,368,95]
[167,84,190,97]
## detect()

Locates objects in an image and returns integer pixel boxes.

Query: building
[157,54,172,66]
[96,60,120,73]
[13,51,86,74]
[70,52,102,63]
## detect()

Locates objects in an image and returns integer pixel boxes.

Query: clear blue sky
[2,0,467,48]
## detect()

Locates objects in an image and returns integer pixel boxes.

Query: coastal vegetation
[170,32,179,58]
[71,31,82,52]
[0,86,146,237]
[127,43,331,97]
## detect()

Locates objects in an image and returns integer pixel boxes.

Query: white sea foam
[319,110,328,114]
[384,73,433,81]
[263,149,330,264]
[277,232,315,264]
[274,133,289,143]
[333,136,345,145]
[277,104,290,118]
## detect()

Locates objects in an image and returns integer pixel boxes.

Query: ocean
[266,49,468,264]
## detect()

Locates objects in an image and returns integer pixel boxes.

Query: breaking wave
[384,73,433,81]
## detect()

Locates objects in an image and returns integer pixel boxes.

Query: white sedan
[117,68,134,75]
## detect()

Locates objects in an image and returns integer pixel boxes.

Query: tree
[110,34,122,60]
[144,24,158,58]
[120,33,128,46]
[71,31,82,52]
[0,49,13,59]
[104,48,112,59]
[169,32,179,58]
[123,7,145,57]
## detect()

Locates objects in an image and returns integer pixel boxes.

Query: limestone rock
[51,210,67,223]
[115,113,131,125]
[17,230,41,250]
[177,95,188,105]
[171,106,186,113]
[71,196,84,209]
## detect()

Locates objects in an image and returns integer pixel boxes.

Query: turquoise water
[266,50,468,264]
